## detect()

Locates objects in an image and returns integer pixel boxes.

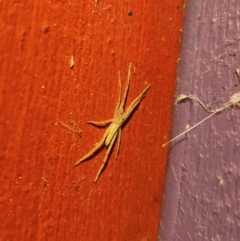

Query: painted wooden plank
[0,0,184,240]
[159,0,240,240]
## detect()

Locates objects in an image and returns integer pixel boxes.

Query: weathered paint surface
[0,0,184,240]
[159,0,240,240]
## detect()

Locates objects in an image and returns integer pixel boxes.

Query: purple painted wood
[159,0,240,240]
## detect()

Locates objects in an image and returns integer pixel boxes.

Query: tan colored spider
[75,63,151,182]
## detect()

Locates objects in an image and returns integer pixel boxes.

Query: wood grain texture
[159,0,240,240]
[0,0,184,240]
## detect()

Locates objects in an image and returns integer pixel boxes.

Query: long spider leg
[113,70,122,116]
[94,131,118,182]
[87,119,113,127]
[75,126,111,165]
[122,84,151,122]
[119,62,132,112]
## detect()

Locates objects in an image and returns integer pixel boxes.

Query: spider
[75,63,151,182]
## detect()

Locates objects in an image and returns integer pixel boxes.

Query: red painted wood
[0,1,184,240]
